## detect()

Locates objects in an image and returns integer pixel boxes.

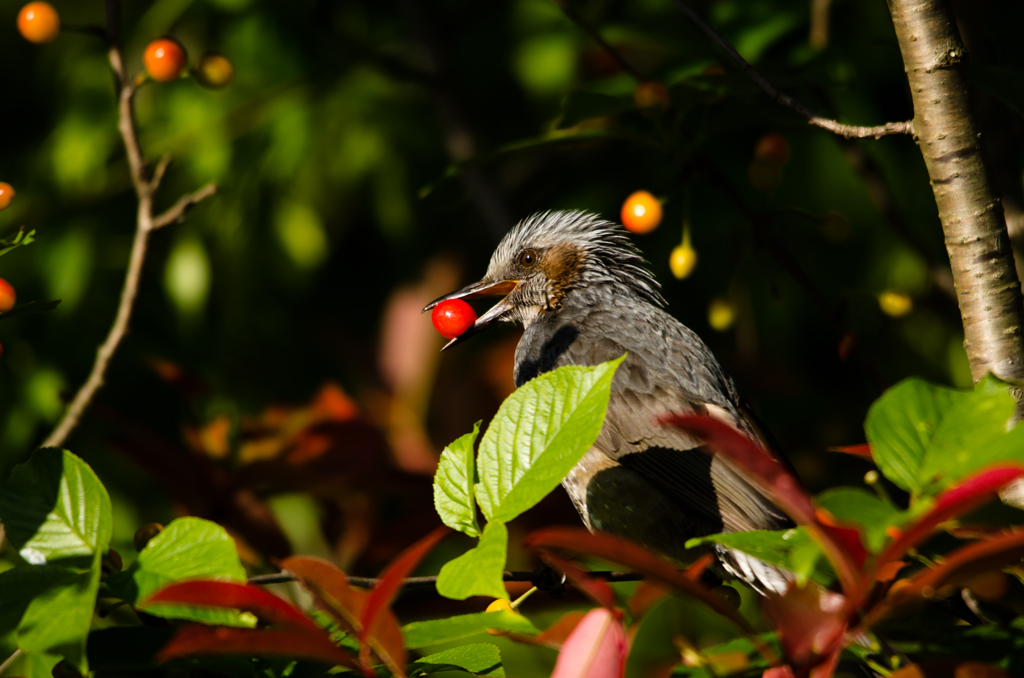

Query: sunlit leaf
[0,448,112,567]
[434,422,481,537]
[436,521,508,600]
[413,644,504,676]
[402,611,539,649]
[476,357,623,522]
[108,517,249,626]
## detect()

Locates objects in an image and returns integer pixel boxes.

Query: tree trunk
[887,0,1024,504]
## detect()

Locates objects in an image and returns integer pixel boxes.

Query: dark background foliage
[2,0,1024,670]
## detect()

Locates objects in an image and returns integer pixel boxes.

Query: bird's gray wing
[553,330,790,535]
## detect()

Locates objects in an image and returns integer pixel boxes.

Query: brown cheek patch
[542,243,582,307]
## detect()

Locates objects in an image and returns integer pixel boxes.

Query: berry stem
[511,586,538,609]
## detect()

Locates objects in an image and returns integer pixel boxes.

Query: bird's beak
[422,279,520,350]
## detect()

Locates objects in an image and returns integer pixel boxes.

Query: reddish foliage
[826,444,873,458]
[763,585,846,669]
[536,550,617,609]
[876,466,1024,572]
[143,581,319,631]
[157,625,358,669]
[815,510,868,568]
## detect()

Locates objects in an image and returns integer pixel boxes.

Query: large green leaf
[865,377,1023,496]
[16,554,101,674]
[0,566,85,657]
[402,610,539,649]
[816,487,902,552]
[412,644,504,676]
[434,422,481,537]
[475,357,623,522]
[108,517,249,626]
[0,448,112,567]
[436,521,508,601]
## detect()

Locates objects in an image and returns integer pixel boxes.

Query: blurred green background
[2,0,1024,672]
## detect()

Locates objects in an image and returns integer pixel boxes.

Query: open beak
[422,279,520,350]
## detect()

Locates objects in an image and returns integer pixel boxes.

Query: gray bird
[424,210,793,593]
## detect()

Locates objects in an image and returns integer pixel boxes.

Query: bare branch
[249,569,642,589]
[0,650,22,677]
[550,0,645,81]
[43,0,217,449]
[153,184,218,230]
[671,0,914,139]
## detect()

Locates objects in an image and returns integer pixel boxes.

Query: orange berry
[754,133,790,165]
[195,52,234,89]
[144,38,187,82]
[621,191,662,234]
[633,81,669,112]
[669,242,697,280]
[0,279,16,314]
[0,183,14,211]
[18,2,60,44]
[485,598,515,636]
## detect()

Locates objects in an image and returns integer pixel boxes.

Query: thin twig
[42,0,217,449]
[550,0,645,81]
[153,184,218,229]
[249,569,642,589]
[670,0,913,139]
[0,650,21,677]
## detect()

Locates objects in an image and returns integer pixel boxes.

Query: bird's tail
[715,544,794,596]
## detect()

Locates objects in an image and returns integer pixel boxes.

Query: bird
[423,210,794,593]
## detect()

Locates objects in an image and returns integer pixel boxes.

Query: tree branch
[550,0,645,81]
[153,184,218,230]
[671,0,914,139]
[249,569,642,589]
[42,1,217,450]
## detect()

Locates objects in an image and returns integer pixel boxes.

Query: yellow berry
[708,297,735,331]
[669,243,697,279]
[485,598,515,636]
[878,291,912,317]
[195,52,234,89]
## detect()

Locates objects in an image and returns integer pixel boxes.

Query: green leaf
[0,299,61,321]
[402,610,539,649]
[865,376,1024,497]
[0,227,36,257]
[436,521,508,601]
[816,487,901,552]
[686,528,832,585]
[917,377,1024,489]
[865,378,967,493]
[434,422,482,537]
[559,91,634,129]
[413,644,504,676]
[17,554,102,674]
[0,448,112,567]
[475,357,623,522]
[0,566,82,656]
[108,517,249,626]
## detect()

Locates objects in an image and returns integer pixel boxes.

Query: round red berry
[18,2,60,44]
[144,38,187,82]
[0,279,16,314]
[0,183,14,211]
[432,299,477,340]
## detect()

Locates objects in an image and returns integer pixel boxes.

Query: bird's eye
[518,249,538,268]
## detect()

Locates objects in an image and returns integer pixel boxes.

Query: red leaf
[280,555,406,678]
[537,550,617,609]
[359,526,448,644]
[816,510,868,568]
[662,415,862,596]
[763,667,796,678]
[280,555,366,631]
[143,581,318,631]
[827,444,873,458]
[533,611,588,649]
[524,527,778,663]
[876,466,1024,570]
[628,580,670,619]
[762,584,847,668]
[157,624,359,669]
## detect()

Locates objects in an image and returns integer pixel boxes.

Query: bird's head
[423,210,665,349]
